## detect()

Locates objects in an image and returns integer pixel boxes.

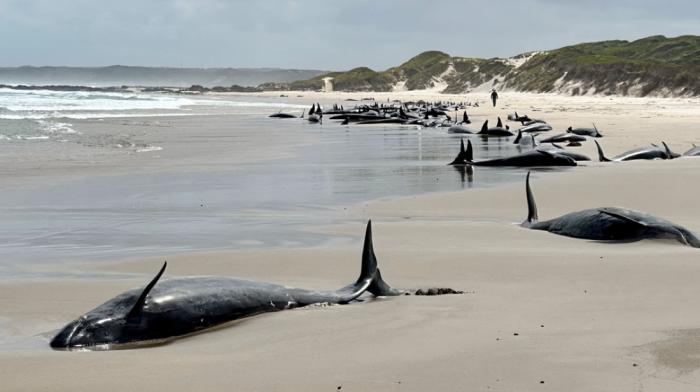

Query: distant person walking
[490,89,499,107]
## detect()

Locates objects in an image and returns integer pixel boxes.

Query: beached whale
[513,130,540,146]
[512,112,532,122]
[507,112,531,122]
[448,125,476,134]
[477,119,514,137]
[521,172,700,248]
[50,221,401,348]
[450,140,576,167]
[567,124,603,137]
[684,144,700,156]
[269,109,304,119]
[355,118,408,125]
[539,133,587,144]
[537,144,591,161]
[595,141,676,162]
[516,122,553,133]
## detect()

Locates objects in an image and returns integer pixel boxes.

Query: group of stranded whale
[271,101,481,128]
[47,103,700,350]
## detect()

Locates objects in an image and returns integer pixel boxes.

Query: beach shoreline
[2,91,700,390]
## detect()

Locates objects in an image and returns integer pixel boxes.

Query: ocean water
[0,88,304,140]
[0,90,574,282]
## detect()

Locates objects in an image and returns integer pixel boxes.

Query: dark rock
[413,288,465,295]
[229,84,262,93]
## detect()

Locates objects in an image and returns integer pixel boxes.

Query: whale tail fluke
[523,171,539,227]
[595,141,611,162]
[367,268,402,296]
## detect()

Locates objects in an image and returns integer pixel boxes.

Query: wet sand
[2,92,700,391]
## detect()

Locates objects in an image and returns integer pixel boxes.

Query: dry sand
[2,91,700,391]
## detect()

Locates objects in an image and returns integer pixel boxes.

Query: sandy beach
[2,91,700,391]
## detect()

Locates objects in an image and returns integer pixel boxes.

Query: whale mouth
[51,338,174,351]
[49,318,83,348]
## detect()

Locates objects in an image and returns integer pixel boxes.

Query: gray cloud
[0,0,698,70]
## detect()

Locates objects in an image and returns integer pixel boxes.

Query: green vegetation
[443,58,514,93]
[259,35,700,96]
[329,67,395,92]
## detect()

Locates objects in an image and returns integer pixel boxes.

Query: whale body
[50,221,400,348]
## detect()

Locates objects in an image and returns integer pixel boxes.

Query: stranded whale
[450,140,576,167]
[521,172,700,248]
[684,144,700,157]
[595,141,676,162]
[50,221,401,348]
[567,124,603,137]
[477,119,514,137]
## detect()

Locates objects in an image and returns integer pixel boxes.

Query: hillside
[266,35,700,97]
[0,66,329,88]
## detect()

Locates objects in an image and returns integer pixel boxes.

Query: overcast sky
[0,0,698,71]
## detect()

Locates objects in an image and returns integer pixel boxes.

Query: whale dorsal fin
[595,141,611,162]
[525,171,538,224]
[651,143,659,147]
[460,138,465,154]
[598,210,648,227]
[127,262,167,319]
[497,117,503,128]
[662,142,675,159]
[514,130,522,144]
[358,221,378,284]
[478,120,488,134]
[466,140,473,161]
